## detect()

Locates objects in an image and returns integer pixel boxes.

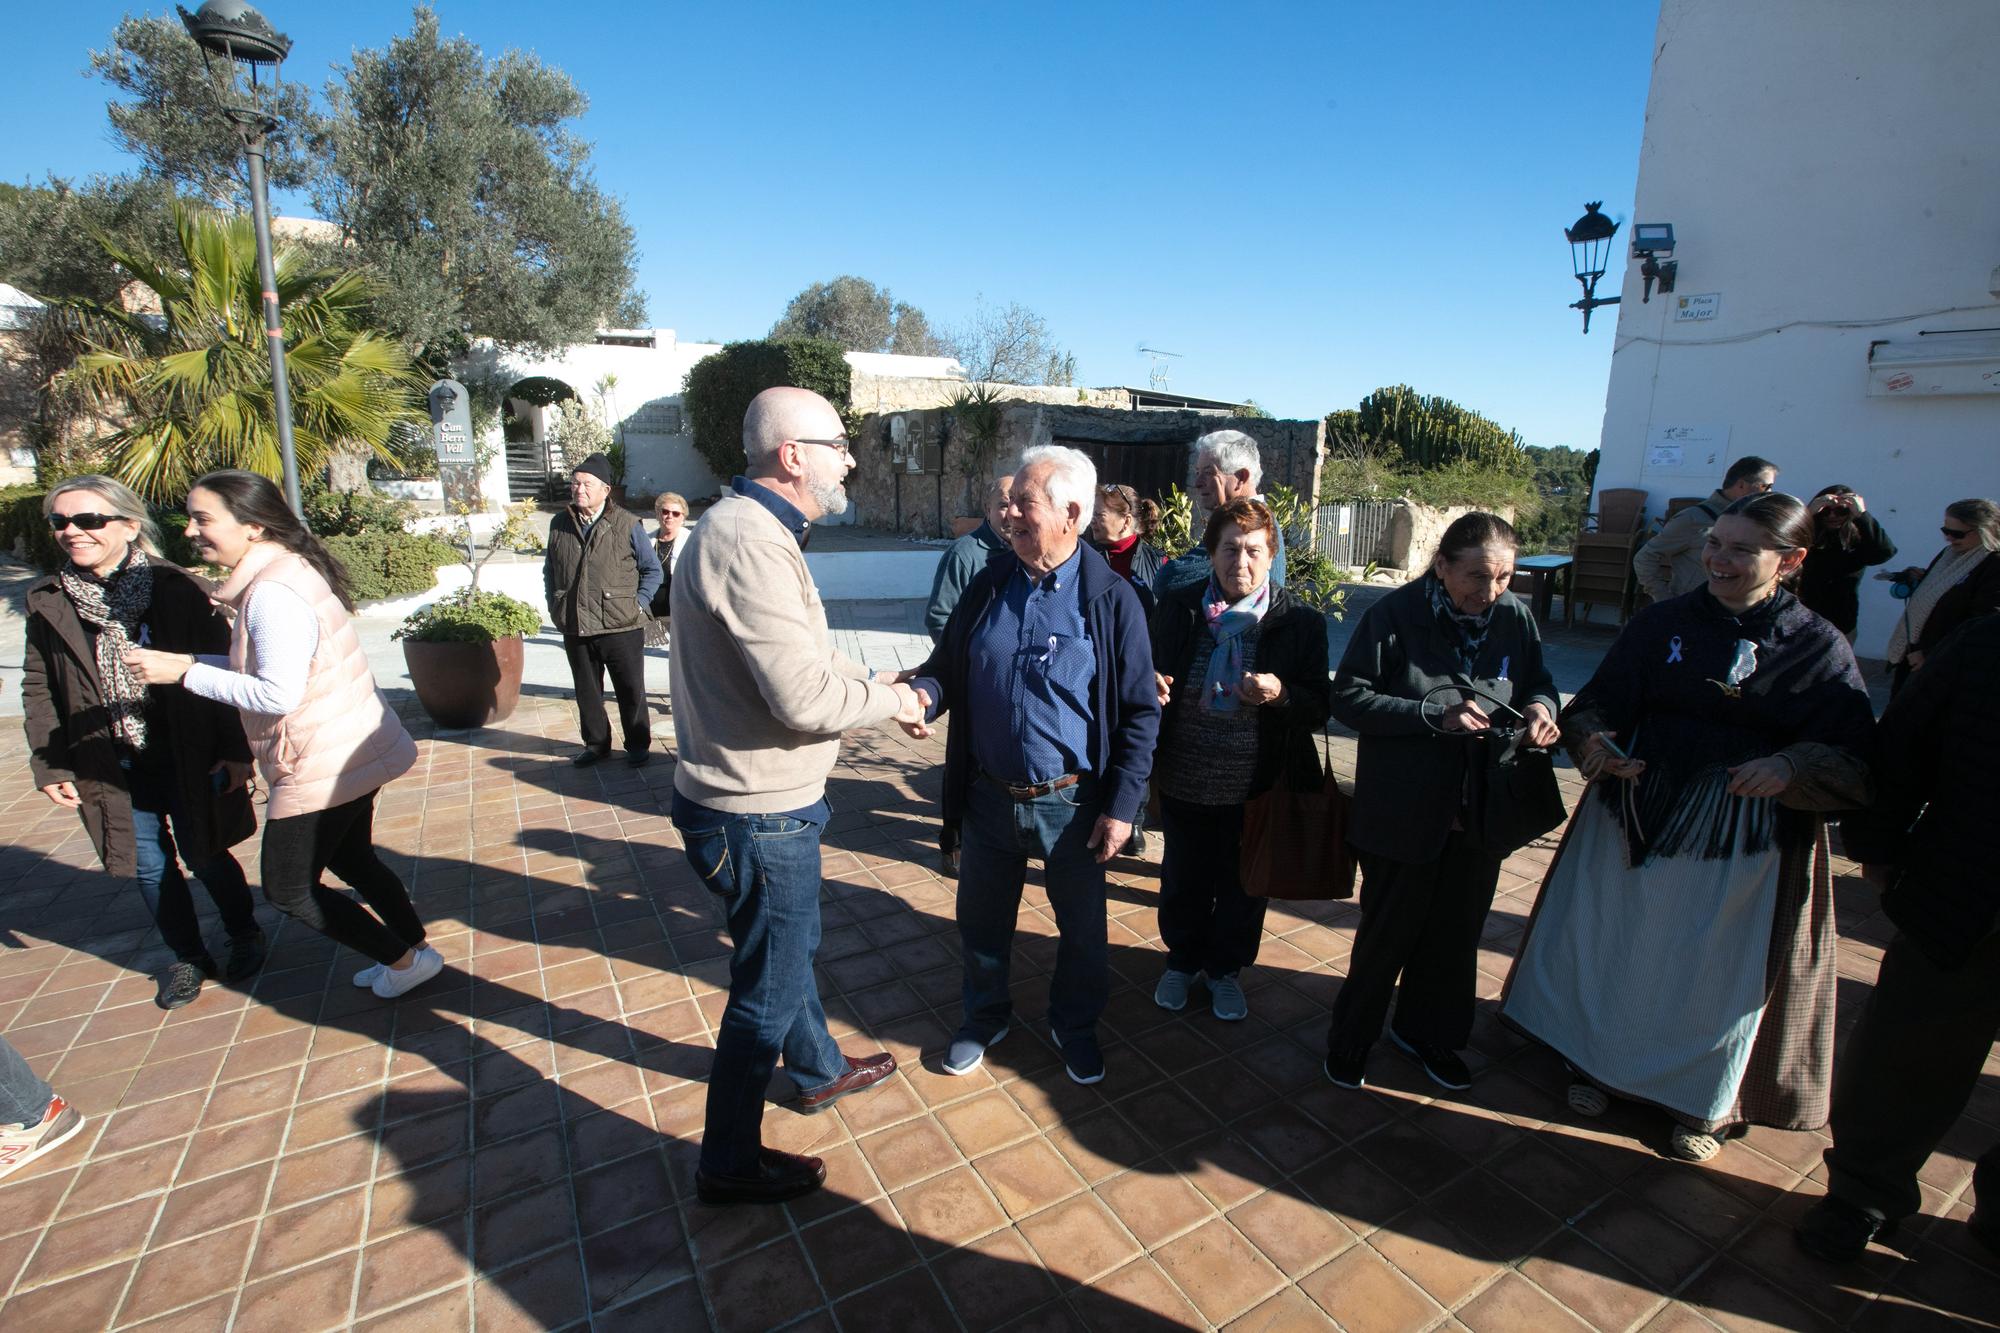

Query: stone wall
[1381,501,1520,570]
[847,371,1131,416]
[847,400,1326,540]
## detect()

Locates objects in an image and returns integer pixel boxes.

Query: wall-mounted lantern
[1565,202,1622,334]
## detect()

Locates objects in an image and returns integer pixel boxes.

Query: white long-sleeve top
[183,582,320,716]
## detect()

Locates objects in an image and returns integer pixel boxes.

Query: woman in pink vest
[126,471,443,998]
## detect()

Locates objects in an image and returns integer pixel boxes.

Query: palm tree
[58,203,426,501]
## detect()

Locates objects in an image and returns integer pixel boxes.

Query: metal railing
[1313,502,1396,566]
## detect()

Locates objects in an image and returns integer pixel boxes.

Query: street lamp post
[177,0,304,515]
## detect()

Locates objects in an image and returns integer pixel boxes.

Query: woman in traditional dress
[1796,484,1896,640]
[1325,512,1560,1092]
[1501,493,1875,1162]
[23,476,263,1010]
[1147,498,1330,1022]
[125,471,442,999]
[1879,497,1999,695]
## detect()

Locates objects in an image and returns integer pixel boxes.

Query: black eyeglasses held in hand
[46,512,124,532]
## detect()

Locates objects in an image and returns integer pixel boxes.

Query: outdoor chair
[1584,487,1648,535]
[1664,495,1706,520]
[1566,528,1645,626]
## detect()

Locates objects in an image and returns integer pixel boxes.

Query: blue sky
[3,2,1660,448]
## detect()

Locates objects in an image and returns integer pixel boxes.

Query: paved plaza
[0,589,1991,1330]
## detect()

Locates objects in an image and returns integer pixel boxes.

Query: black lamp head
[178,1,292,66]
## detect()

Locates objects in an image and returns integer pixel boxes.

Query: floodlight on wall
[1632,222,1678,302]
[1565,202,1621,334]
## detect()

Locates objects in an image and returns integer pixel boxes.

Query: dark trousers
[673,796,845,1177]
[1327,831,1502,1056]
[956,775,1108,1048]
[126,762,258,963]
[1158,795,1266,977]
[261,790,427,967]
[1824,929,2000,1221]
[563,629,650,755]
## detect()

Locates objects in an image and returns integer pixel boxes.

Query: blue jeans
[0,1035,52,1126]
[674,794,846,1177]
[127,763,258,964]
[956,774,1108,1048]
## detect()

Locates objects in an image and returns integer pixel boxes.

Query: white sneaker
[371,947,444,999]
[352,963,387,989]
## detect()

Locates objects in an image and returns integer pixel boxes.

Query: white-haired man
[1154,430,1287,599]
[906,445,1161,1086]
[670,386,930,1206]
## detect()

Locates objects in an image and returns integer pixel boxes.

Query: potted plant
[395,503,544,729]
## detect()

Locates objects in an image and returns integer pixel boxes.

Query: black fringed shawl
[1560,587,1876,866]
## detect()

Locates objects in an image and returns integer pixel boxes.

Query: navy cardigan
[912,542,1161,826]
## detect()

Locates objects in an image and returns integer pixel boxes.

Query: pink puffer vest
[215,545,416,819]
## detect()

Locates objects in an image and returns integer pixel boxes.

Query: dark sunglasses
[1942,526,1974,540]
[46,512,125,532]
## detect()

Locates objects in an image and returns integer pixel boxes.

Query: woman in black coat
[22,477,262,1010]
[1881,498,2000,695]
[1797,484,1896,638]
[1324,512,1559,1092]
[1147,499,1331,1023]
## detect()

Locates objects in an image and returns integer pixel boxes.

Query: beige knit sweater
[668,490,902,813]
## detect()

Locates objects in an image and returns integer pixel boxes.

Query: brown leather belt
[986,772,1083,802]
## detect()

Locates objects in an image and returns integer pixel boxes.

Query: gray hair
[1193,429,1263,490]
[1016,445,1097,521]
[45,474,162,554]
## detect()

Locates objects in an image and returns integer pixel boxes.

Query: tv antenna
[1136,344,1182,392]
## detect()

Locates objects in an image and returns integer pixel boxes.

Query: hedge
[0,486,62,571]
[682,338,852,481]
[324,530,461,601]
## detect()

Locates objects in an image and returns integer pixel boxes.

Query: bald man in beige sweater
[670,387,929,1206]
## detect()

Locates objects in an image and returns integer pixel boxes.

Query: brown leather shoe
[796,1051,898,1114]
[695,1148,826,1206]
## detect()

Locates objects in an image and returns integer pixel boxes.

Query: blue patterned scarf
[1200,578,1270,712]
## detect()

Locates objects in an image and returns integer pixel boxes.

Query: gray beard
[807,476,848,517]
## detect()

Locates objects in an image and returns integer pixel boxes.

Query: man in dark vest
[544,453,663,766]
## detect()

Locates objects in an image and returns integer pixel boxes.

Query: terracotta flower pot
[402,636,525,729]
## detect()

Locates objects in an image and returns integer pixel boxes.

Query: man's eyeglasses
[1942,525,1974,540]
[789,437,852,460]
[46,512,123,532]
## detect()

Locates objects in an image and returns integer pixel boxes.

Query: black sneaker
[1325,1047,1369,1089]
[1388,1030,1471,1090]
[625,750,651,768]
[570,748,610,768]
[155,960,209,1010]
[1060,1035,1105,1086]
[223,930,267,983]
[1121,829,1147,857]
[1795,1195,1893,1264]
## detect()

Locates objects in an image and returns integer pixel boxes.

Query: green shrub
[303,483,419,537]
[0,486,62,571]
[394,588,541,643]
[325,529,459,601]
[155,510,203,567]
[682,338,852,481]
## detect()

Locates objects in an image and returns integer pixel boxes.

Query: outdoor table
[1513,553,1574,622]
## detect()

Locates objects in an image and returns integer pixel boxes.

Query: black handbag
[1421,685,1568,857]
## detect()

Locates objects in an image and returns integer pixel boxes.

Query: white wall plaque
[1673,293,1721,322]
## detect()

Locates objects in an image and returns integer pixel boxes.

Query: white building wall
[1596,0,2000,657]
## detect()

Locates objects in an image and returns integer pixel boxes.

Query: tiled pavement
[0,689,1994,1332]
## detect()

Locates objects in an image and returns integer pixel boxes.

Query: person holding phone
[23,476,263,1010]
[1502,494,1875,1163]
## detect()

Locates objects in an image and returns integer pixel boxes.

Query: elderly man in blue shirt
[906,445,1160,1085]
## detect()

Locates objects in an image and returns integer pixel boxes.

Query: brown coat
[22,563,256,876]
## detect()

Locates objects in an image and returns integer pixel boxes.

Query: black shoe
[695,1148,826,1206]
[1121,829,1147,857]
[223,930,267,983]
[1060,1035,1105,1086]
[625,750,651,768]
[1388,1030,1472,1090]
[939,848,959,877]
[570,748,610,768]
[1795,1195,1894,1264]
[1325,1047,1369,1089]
[156,960,210,1010]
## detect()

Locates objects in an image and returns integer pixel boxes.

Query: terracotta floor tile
[1043,1109,1149,1186]
[1227,1186,1358,1279]
[858,1115,963,1192]
[1458,1269,1593,1332]
[233,1251,360,1333]
[15,1192,159,1290]
[472,1125,565,1204]
[1426,1169,1562,1263]
[1017,1194,1143,1286]
[355,1218,472,1316]
[572,1148,672,1236]
[580,1209,690,1312]
[0,1259,134,1331]
[201,1066,305,1127]
[832,1263,957,1329]
[58,1133,186,1218]
[589,1276,706,1333]
[122,1290,240,1332]
[1520,1228,1669,1331]
[118,1220,257,1325]
[94,1089,205,1156]
[354,1283,471,1333]
[1151,1216,1288,1326]
[699,1234,824,1333]
[929,1225,1063,1332]
[473,1180,576,1271]
[367,1153,471,1239]
[1234,1102,1343,1174]
[216,1028,315,1085]
[268,1133,379,1210]
[247,1187,368,1280]
[834,1069,928,1135]
[1223,1285,1338,1332]
[118,1046,229,1107]
[800,1194,920,1299]
[1573,1195,1719,1293]
[974,1138,1088,1221]
[937,1088,1040,1157]
[1173,1132,1286,1211]
[1299,1243,1444,1333]
[893,1164,1010,1254]
[1095,1164,1217,1248]
[1292,1147,1420,1238]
